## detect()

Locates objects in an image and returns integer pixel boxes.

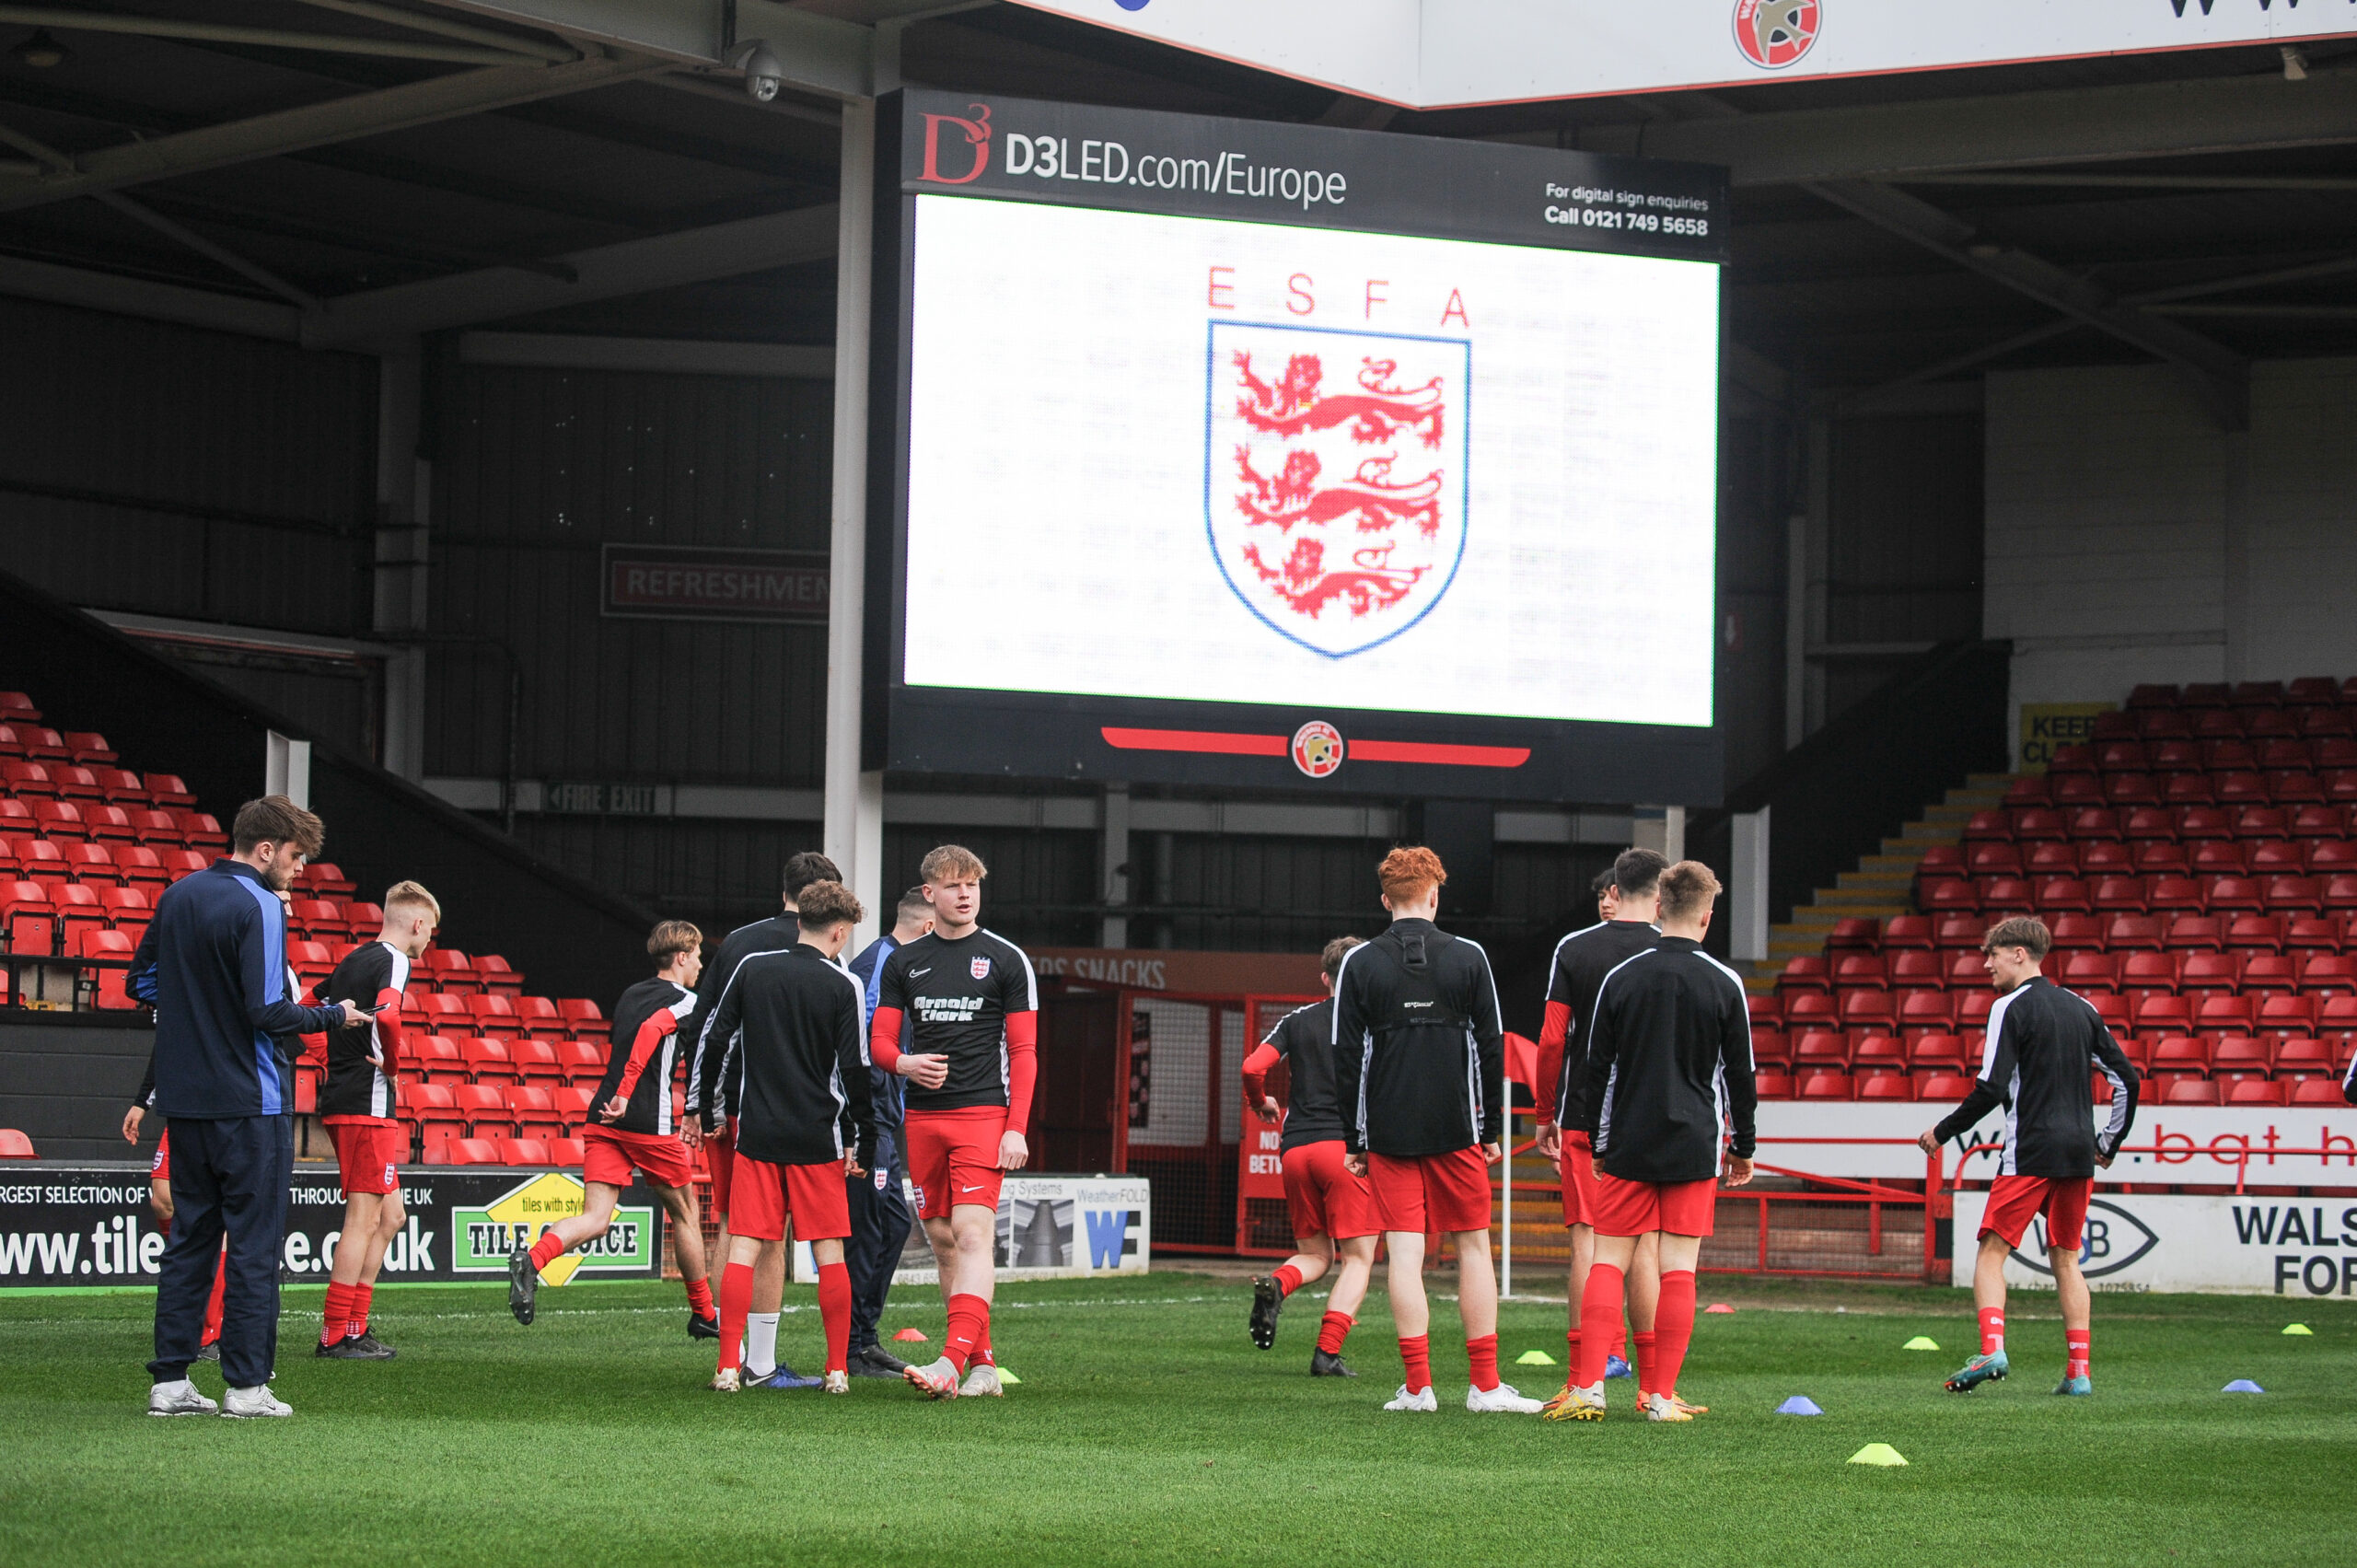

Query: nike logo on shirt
[908,968,931,978]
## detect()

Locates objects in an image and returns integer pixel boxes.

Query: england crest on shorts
[1206,320,1469,659]
[970,956,993,980]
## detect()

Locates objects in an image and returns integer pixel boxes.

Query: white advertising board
[794,1174,1151,1284]
[1954,1190,2357,1297]
[1012,1,2357,108]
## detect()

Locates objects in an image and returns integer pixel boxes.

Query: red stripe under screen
[1098,728,1529,768]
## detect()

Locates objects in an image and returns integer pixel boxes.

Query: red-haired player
[868,844,1039,1399]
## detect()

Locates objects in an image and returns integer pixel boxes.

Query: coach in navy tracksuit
[129,796,356,1417]
[842,889,933,1376]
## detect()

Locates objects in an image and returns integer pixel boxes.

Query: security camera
[726,40,784,102]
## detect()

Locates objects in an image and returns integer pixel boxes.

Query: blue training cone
[2223,1379,2265,1393]
[1778,1395,1824,1416]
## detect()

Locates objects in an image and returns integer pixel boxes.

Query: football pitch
[2,1272,2351,1567]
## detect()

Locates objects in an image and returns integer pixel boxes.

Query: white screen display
[902,193,1720,727]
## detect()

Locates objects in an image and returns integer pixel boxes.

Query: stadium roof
[0,2,2350,416]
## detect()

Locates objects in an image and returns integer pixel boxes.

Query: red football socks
[1317,1311,1354,1355]
[1398,1332,1432,1392]
[1652,1270,1698,1400]
[1565,1326,1579,1367]
[944,1294,990,1374]
[527,1229,565,1271]
[1633,1329,1658,1402]
[817,1262,852,1376]
[717,1261,753,1372]
[201,1250,226,1344]
[350,1282,373,1340]
[2066,1329,2090,1380]
[685,1275,714,1318]
[1573,1263,1624,1388]
[1272,1263,1306,1296]
[320,1281,353,1346]
[975,1317,994,1368]
[1467,1332,1500,1393]
[1980,1306,2006,1357]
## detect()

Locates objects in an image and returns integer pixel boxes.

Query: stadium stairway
[1749,773,2014,992]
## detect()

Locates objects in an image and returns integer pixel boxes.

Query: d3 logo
[918,101,992,184]
[1292,721,1345,779]
[1733,0,1820,70]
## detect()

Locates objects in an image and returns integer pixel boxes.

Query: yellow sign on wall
[2018,703,2118,774]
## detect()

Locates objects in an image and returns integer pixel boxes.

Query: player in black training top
[1332,847,1539,1415]
[868,844,1038,1399]
[698,878,874,1395]
[508,922,717,1337]
[1534,850,1666,1411]
[1919,915,2139,1399]
[1238,935,1375,1375]
[685,848,840,1383]
[314,880,439,1360]
[1556,861,1755,1424]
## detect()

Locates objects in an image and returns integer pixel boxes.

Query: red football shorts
[905,1108,1006,1221]
[150,1131,169,1183]
[1283,1139,1380,1241]
[1588,1172,1718,1238]
[582,1125,696,1190]
[704,1119,736,1225]
[728,1152,852,1243]
[1367,1146,1492,1235]
[1558,1132,1602,1228]
[327,1120,401,1196]
[1980,1174,2093,1252]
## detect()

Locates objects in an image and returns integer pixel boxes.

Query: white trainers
[1643,1391,1696,1423]
[1467,1381,1544,1413]
[822,1370,850,1395]
[710,1367,741,1393]
[902,1356,961,1400]
[147,1379,217,1417]
[221,1385,292,1419]
[959,1363,1004,1399]
[1382,1384,1439,1411]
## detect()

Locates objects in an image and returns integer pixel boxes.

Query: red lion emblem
[1232,353,1446,450]
[1240,537,1425,619]
[1232,448,1443,539]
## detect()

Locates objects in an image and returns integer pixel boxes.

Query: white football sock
[746,1312,781,1378]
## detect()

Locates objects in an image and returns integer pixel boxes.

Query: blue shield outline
[1203,319,1471,661]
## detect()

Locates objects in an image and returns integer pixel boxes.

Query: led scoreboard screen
[868,92,1732,802]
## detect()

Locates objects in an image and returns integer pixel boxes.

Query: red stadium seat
[1747,993,1782,1030]
[31,801,87,842]
[2194,994,2255,1033]
[1981,877,2035,913]
[2323,876,2357,912]
[453,1084,511,1139]
[2293,1076,2347,1105]
[2088,877,2146,913]
[1883,914,1934,950]
[1857,1074,1914,1102]
[1779,955,1831,994]
[2051,743,2100,773]
[1917,1073,1978,1102]
[558,997,606,1029]
[173,811,227,853]
[477,954,524,997]
[1793,1031,1850,1071]
[1968,843,2023,877]
[97,885,150,940]
[2089,993,2131,1035]
[298,861,357,898]
[2151,1036,2211,1075]
[2178,807,2233,841]
[1963,810,2013,842]
[2,880,56,953]
[1,761,57,799]
[505,1086,564,1143]
[1840,991,1895,1029]
[2105,915,2165,952]
[2164,914,2225,951]
[72,927,135,1007]
[412,1035,469,1086]
[467,993,522,1038]
[548,1137,587,1167]
[2249,839,2307,873]
[514,994,565,1040]
[2014,808,2070,842]
[1909,1033,1968,1074]
[2241,954,2299,993]
[2080,842,2134,875]
[2226,1077,2289,1106]
[2146,877,2204,913]
[552,1086,596,1125]
[1954,990,1997,1029]
[2048,914,2107,952]
[2131,841,2189,876]
[1916,846,1967,884]
[2128,683,2180,710]
[1754,1072,1795,1101]
[2177,952,2242,993]
[2223,914,2287,953]
[2105,773,2160,807]
[1800,1074,1856,1102]
[2095,740,2145,772]
[1887,951,1945,992]
[2057,776,2107,807]
[2164,1078,2222,1105]
[1922,879,1980,914]
[1827,917,1880,953]
[461,1038,516,1086]
[2273,1039,2332,1079]
[1832,955,1886,990]
[2301,955,2357,993]
[2072,807,2127,842]
[2161,773,2214,807]
[2309,840,2357,869]
[511,1040,563,1086]
[2036,877,2093,913]
[2211,1035,2273,1078]
[2003,778,2050,808]
[1783,993,1839,1031]
[1852,1032,1906,1071]
[2057,953,2117,993]
[2133,993,2193,1033]
[558,1040,606,1083]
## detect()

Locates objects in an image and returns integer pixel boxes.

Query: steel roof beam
[0,6,557,66]
[0,52,666,214]
[434,0,875,97]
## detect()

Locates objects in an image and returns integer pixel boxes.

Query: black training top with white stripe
[1331,918,1505,1157]
[1933,975,2141,1179]
[1586,936,1758,1185]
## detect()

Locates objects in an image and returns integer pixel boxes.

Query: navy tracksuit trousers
[844,1124,912,1353]
[149,1115,291,1389]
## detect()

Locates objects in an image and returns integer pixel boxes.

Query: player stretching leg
[699,880,875,1394]
[509,922,717,1335]
[315,881,437,1359]
[1554,863,1756,1423]
[868,845,1039,1400]
[123,1074,225,1361]
[1534,854,1673,1411]
[1919,916,2139,1397]
[1335,848,1541,1415]
[1239,937,1377,1376]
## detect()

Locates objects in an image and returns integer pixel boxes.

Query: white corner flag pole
[1500,1109,1514,1299]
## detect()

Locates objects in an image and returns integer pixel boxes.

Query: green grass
[2,1272,2352,1567]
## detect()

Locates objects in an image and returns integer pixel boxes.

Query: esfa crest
[1205,321,1469,659]
[970,956,993,980]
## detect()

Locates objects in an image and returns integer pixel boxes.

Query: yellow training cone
[1901,1336,1940,1351]
[1515,1349,1558,1366]
[996,1367,1022,1384]
[1848,1444,1909,1468]
[2282,1324,2314,1336]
